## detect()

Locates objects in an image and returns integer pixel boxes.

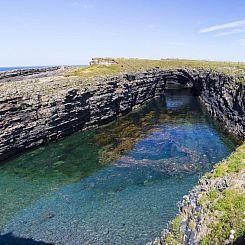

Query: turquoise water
[0,90,240,244]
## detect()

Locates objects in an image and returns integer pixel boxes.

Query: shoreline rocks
[0,66,61,82]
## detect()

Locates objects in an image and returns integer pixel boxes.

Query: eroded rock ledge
[0,68,244,163]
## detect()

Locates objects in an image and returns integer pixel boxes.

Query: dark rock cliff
[199,72,245,138]
[0,68,244,162]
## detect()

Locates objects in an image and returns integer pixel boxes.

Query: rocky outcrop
[0,68,244,162]
[0,66,61,82]
[89,58,118,66]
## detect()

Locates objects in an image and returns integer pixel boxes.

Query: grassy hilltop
[67,58,245,82]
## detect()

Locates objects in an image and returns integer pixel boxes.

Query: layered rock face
[199,72,245,138]
[0,68,244,162]
[0,70,165,161]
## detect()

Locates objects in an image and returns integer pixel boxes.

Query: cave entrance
[164,74,201,96]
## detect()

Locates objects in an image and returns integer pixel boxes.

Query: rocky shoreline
[0,68,244,161]
[0,66,62,83]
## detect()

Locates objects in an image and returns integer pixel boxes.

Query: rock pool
[0,89,240,244]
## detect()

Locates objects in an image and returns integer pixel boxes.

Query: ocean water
[0,89,240,244]
[0,66,48,72]
[0,65,86,72]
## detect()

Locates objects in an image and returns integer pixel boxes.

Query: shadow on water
[0,233,53,245]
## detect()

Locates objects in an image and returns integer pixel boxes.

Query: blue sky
[0,0,245,66]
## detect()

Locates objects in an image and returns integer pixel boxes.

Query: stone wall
[0,68,244,162]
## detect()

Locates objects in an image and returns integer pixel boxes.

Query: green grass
[164,234,178,245]
[208,188,219,202]
[202,190,245,244]
[171,215,183,243]
[67,58,245,82]
[2,58,244,98]
[213,143,245,177]
[160,215,183,244]
[200,144,245,243]
[67,64,122,78]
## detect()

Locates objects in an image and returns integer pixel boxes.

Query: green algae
[213,143,245,177]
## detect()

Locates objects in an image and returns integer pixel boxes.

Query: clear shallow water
[0,90,240,244]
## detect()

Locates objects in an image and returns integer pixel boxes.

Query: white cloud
[72,1,80,6]
[200,20,245,33]
[215,28,245,36]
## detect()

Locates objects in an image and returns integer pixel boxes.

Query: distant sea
[0,65,86,72]
[0,66,49,72]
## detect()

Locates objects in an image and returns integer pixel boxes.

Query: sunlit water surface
[0,90,240,244]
